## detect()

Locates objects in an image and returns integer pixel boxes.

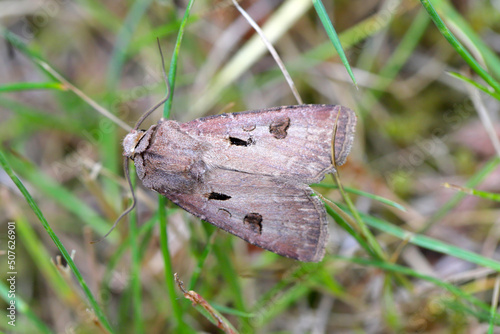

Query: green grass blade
[323,199,379,259]
[489,276,500,333]
[15,216,73,301]
[158,196,189,332]
[0,82,65,92]
[448,71,500,100]
[423,156,500,232]
[0,281,53,334]
[356,209,500,272]
[0,97,82,136]
[127,164,144,333]
[106,0,156,90]
[188,225,216,290]
[5,152,115,238]
[373,8,430,96]
[314,183,406,212]
[312,0,357,87]
[154,2,196,332]
[338,256,497,320]
[430,0,500,79]
[213,237,250,330]
[420,0,500,94]
[163,0,196,118]
[444,183,500,202]
[0,28,53,80]
[0,151,113,333]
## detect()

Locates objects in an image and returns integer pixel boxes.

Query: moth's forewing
[180,104,356,183]
[164,170,328,262]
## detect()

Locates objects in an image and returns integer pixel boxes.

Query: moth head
[123,130,146,158]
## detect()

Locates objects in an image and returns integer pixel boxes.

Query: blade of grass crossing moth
[157,0,196,332]
[419,0,500,94]
[312,0,357,87]
[0,151,113,332]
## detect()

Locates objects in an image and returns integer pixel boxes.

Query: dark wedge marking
[207,192,232,200]
[229,136,254,146]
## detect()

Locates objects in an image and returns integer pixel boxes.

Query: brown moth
[123,104,356,262]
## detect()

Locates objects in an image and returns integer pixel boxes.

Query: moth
[123,104,356,262]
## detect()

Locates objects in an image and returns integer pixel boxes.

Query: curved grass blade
[337,256,498,323]
[106,0,156,90]
[423,156,500,232]
[0,281,53,334]
[430,0,500,79]
[353,207,500,272]
[443,183,500,202]
[0,151,113,333]
[420,0,500,94]
[312,0,357,87]
[448,72,500,100]
[156,1,196,332]
[313,183,406,212]
[163,0,196,118]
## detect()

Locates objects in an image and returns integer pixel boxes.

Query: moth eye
[243,213,263,234]
[269,117,290,139]
[207,192,231,201]
[228,137,254,146]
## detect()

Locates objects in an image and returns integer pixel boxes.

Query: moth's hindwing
[164,169,328,262]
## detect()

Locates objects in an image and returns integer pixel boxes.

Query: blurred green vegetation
[1,0,500,333]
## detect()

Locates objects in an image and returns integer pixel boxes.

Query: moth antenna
[133,38,171,131]
[157,37,169,90]
[91,158,136,244]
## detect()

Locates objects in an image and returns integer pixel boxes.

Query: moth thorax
[123,130,145,158]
